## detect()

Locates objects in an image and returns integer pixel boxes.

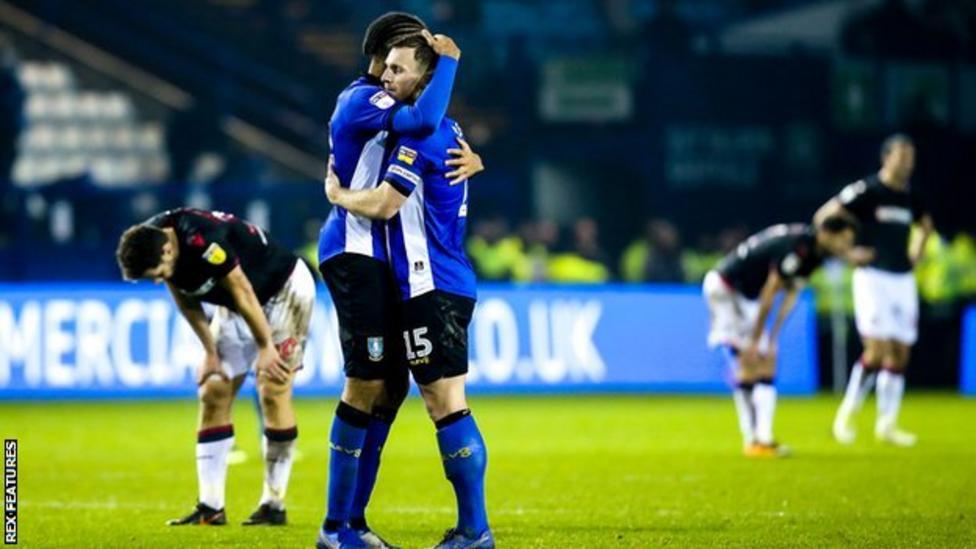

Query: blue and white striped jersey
[384,118,476,301]
[317,58,459,266]
[318,76,399,264]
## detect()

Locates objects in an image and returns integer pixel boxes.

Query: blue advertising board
[0,283,819,399]
[961,306,976,395]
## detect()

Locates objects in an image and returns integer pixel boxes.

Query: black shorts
[320,254,403,381]
[400,290,476,386]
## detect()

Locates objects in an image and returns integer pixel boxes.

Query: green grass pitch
[4,393,975,547]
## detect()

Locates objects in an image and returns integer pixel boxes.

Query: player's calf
[252,376,298,519]
[198,375,235,427]
[417,378,491,544]
[419,376,469,422]
[342,378,387,413]
[875,359,915,446]
[256,374,296,429]
[834,354,882,444]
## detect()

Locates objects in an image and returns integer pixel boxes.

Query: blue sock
[436,410,488,537]
[324,401,371,531]
[349,412,395,529]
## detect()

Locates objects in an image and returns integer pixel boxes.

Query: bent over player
[704,219,856,457]
[325,34,493,549]
[116,208,315,526]
[817,134,936,446]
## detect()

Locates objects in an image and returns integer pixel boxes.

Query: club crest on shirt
[397,146,417,165]
[203,243,227,265]
[369,90,395,110]
[367,337,384,362]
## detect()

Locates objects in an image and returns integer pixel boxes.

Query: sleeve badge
[203,243,227,265]
[369,90,396,110]
[396,146,418,165]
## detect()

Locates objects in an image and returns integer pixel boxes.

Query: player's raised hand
[422,29,460,60]
[445,137,483,185]
[196,351,227,386]
[256,345,290,383]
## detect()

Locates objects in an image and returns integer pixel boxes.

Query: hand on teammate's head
[422,30,461,60]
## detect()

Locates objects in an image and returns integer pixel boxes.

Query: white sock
[838,361,877,418]
[197,426,234,510]
[752,382,777,445]
[733,384,756,445]
[876,369,905,431]
[260,428,297,510]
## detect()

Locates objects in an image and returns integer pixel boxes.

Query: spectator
[513,219,558,282]
[467,215,524,281]
[620,218,685,282]
[548,217,611,283]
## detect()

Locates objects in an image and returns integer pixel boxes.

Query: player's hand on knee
[761,344,778,373]
[197,351,227,386]
[422,30,461,60]
[742,341,761,369]
[256,345,290,383]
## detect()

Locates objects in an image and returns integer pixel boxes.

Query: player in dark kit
[326,34,493,549]
[116,208,316,526]
[817,134,936,447]
[703,219,857,457]
[316,12,484,549]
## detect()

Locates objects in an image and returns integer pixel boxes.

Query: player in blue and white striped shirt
[326,33,492,549]
[315,13,485,549]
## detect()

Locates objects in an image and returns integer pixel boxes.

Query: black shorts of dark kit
[400,290,475,386]
[320,253,405,382]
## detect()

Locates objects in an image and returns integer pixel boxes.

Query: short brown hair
[388,33,437,75]
[881,133,914,159]
[116,225,167,280]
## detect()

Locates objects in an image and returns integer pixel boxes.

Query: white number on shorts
[403,327,433,360]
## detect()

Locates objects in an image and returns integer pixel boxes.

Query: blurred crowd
[463,217,740,284]
[460,216,976,308]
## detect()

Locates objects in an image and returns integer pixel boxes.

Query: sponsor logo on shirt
[875,206,912,224]
[388,164,422,186]
[369,90,395,110]
[183,278,217,297]
[781,253,800,276]
[203,243,227,265]
[396,146,418,165]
